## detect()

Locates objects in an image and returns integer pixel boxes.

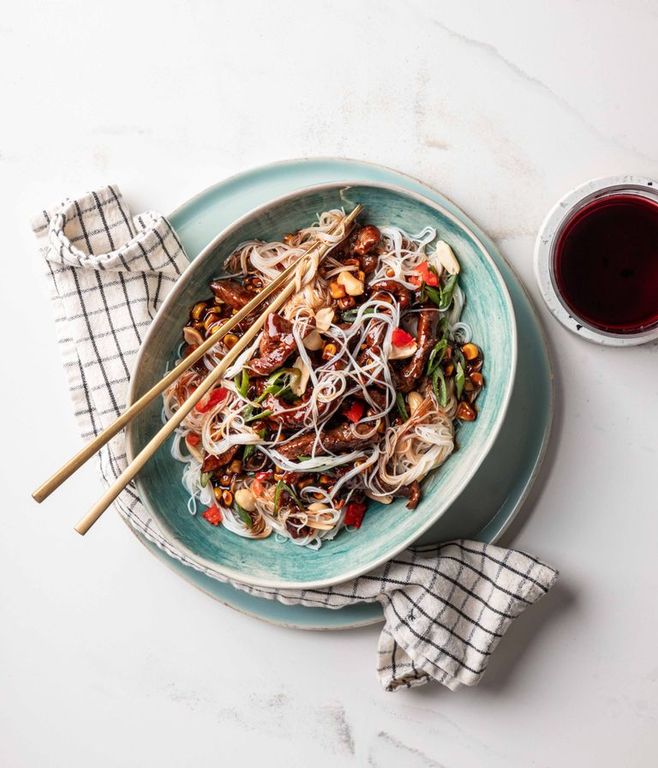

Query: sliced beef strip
[370,280,412,310]
[351,225,381,257]
[201,445,238,473]
[276,421,377,459]
[259,313,293,355]
[264,394,335,430]
[395,481,421,510]
[248,313,314,377]
[396,307,437,393]
[210,279,257,310]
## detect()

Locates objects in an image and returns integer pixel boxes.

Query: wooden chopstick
[32,204,362,505]
[72,204,363,534]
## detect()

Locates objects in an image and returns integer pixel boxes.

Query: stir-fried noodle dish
[164,210,485,548]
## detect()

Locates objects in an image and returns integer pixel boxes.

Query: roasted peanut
[315,307,334,331]
[462,343,479,361]
[183,325,203,347]
[337,270,365,296]
[407,391,424,415]
[235,488,257,512]
[303,329,323,350]
[435,240,460,274]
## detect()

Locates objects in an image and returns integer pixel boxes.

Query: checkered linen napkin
[33,185,558,692]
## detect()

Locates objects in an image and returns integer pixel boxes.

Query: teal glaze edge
[127,181,517,589]
[170,156,553,544]
[121,158,552,629]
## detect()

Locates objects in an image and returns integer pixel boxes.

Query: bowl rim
[126,179,518,589]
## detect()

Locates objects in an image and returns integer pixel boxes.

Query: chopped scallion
[432,367,448,408]
[455,361,465,400]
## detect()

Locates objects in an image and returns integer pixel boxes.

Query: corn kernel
[204,313,220,331]
[329,281,346,299]
[322,343,338,361]
[191,301,207,321]
[456,402,476,421]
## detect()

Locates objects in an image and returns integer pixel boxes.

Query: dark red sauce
[553,193,658,333]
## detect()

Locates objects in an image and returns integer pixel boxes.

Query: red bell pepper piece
[185,433,201,447]
[202,505,222,526]
[413,261,439,287]
[392,328,415,347]
[344,501,367,528]
[195,386,228,413]
[251,479,266,498]
[344,401,365,424]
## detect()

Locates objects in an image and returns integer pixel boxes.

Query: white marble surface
[2,1,658,765]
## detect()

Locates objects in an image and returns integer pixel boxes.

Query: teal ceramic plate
[125,159,553,627]
[127,182,516,589]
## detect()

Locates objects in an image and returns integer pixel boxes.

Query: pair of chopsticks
[32,204,363,534]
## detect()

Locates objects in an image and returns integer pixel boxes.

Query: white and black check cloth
[34,185,558,692]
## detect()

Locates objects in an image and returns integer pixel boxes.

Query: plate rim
[126,176,518,590]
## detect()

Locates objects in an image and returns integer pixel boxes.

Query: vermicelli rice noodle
[163,209,486,547]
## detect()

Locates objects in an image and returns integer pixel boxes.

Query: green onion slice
[455,361,465,400]
[432,367,448,408]
[395,392,409,421]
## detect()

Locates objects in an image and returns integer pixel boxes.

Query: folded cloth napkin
[33,185,558,692]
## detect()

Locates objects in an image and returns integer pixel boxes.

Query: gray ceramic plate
[124,158,553,628]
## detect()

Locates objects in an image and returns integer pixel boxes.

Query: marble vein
[405,1,657,164]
